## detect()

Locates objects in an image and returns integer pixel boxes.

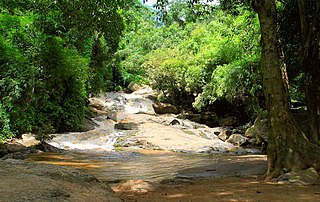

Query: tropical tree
[152,0,320,180]
[0,0,129,139]
[222,0,320,179]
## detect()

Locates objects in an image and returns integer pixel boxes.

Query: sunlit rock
[226,134,248,146]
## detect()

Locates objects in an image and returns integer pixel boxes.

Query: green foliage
[0,104,13,141]
[117,2,189,86]
[37,37,89,132]
[142,9,263,114]
[0,1,127,140]
[277,0,306,105]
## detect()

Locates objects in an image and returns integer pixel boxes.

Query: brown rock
[153,103,179,114]
[89,98,105,110]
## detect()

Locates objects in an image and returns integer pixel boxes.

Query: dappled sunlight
[165,193,192,198]
[37,161,103,169]
[112,180,156,193]
[216,191,235,196]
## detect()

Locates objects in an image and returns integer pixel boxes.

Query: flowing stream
[26,88,264,183]
[27,150,228,182]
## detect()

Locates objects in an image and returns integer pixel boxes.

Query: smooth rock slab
[134,122,236,153]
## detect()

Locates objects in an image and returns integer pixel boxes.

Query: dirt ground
[2,141,320,202]
[113,155,320,202]
[0,159,121,202]
[116,176,320,202]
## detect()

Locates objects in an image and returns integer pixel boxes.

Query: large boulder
[77,118,98,132]
[125,98,155,114]
[88,98,105,110]
[245,117,269,145]
[12,133,40,147]
[108,110,127,122]
[226,134,248,146]
[0,160,122,202]
[277,167,320,185]
[115,121,139,130]
[177,112,219,128]
[127,82,143,92]
[218,129,232,141]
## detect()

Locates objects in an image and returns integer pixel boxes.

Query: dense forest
[1,0,320,180]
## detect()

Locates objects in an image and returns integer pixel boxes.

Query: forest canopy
[0,0,310,146]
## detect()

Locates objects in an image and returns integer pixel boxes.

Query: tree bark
[298,0,320,142]
[253,0,320,180]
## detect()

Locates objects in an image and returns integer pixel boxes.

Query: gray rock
[88,98,105,110]
[115,122,139,130]
[126,98,155,114]
[127,82,143,92]
[218,129,232,141]
[278,167,320,185]
[12,133,40,147]
[245,117,269,145]
[244,126,256,138]
[226,134,248,146]
[108,110,127,122]
[244,148,262,154]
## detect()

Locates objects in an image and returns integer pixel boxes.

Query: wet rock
[108,110,127,122]
[115,136,140,147]
[196,146,222,153]
[231,147,247,154]
[226,134,248,146]
[77,118,98,132]
[115,122,139,130]
[153,103,180,114]
[36,141,65,153]
[0,143,26,158]
[2,152,26,160]
[126,98,155,114]
[277,168,320,185]
[244,148,262,154]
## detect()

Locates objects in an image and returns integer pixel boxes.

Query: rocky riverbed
[1,86,319,201]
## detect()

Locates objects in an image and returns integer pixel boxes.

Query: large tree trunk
[253,0,320,180]
[298,0,320,142]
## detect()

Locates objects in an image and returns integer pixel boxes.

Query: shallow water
[27,150,226,182]
[27,89,264,183]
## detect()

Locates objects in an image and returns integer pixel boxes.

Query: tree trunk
[298,0,320,142]
[253,0,320,180]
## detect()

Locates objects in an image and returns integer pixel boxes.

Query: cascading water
[47,88,156,152]
[27,86,264,183]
